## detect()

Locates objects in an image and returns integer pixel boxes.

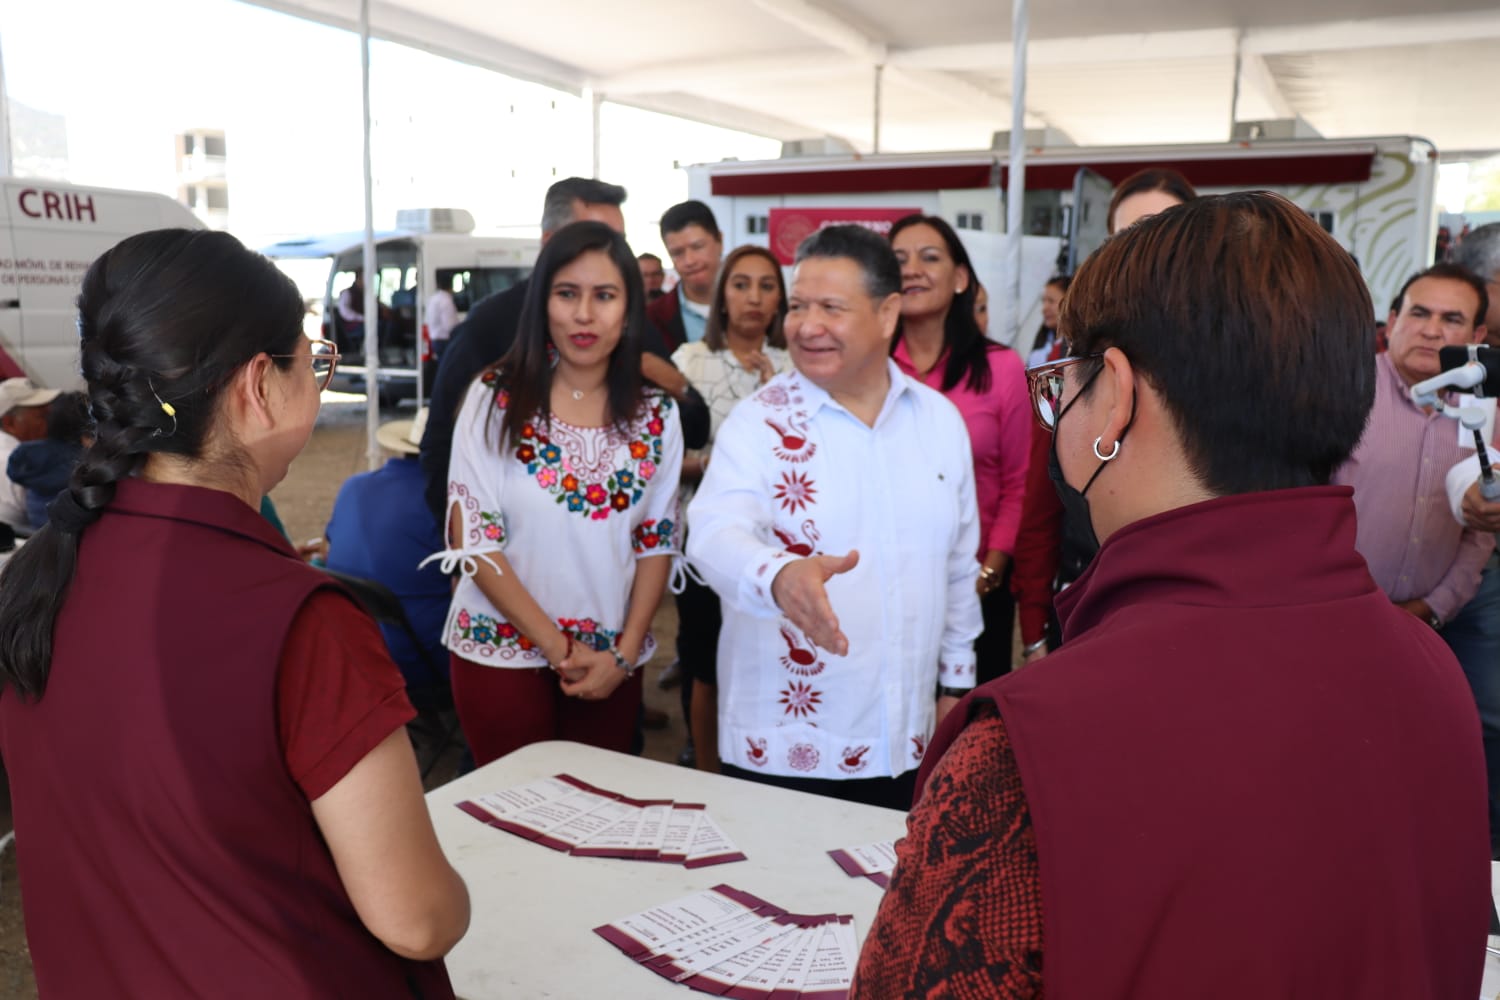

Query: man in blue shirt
[325,409,449,689]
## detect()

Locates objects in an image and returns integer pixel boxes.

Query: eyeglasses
[270,338,341,392]
[1025,354,1103,430]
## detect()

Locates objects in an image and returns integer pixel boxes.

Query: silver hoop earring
[1093,436,1120,461]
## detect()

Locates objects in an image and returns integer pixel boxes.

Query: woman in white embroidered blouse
[669,244,792,772]
[439,222,684,765]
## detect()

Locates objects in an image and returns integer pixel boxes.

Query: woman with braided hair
[0,229,468,997]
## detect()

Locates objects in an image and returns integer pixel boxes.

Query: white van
[262,209,539,404]
[0,178,203,388]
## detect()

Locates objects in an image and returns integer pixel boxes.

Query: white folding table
[426,740,906,999]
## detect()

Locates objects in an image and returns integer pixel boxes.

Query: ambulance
[0,179,203,387]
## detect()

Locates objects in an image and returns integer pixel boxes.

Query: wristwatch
[937,686,969,699]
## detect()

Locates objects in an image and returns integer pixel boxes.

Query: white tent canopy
[246,0,1500,154]
[241,0,1500,465]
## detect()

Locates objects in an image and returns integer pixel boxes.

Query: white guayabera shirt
[687,361,981,781]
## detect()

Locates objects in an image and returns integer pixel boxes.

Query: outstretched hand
[770,551,860,656]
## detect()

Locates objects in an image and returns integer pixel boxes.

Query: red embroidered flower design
[516,444,536,463]
[788,743,820,772]
[629,440,649,459]
[647,417,664,436]
[774,470,817,514]
[611,491,631,511]
[779,681,822,718]
[585,484,608,506]
[911,734,928,762]
[520,423,536,440]
[561,474,579,492]
[759,385,790,408]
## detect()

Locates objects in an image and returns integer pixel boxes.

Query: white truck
[261,209,539,404]
[0,178,204,387]
[686,133,1440,340]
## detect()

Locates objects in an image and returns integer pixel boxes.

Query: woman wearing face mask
[438,221,683,765]
[890,215,1030,683]
[670,244,792,771]
[1026,276,1071,368]
[0,230,468,996]
[855,192,1489,1000]
[1011,170,1197,663]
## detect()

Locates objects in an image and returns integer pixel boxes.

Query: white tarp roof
[244,0,1500,155]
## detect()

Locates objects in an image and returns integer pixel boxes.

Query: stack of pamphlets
[595,884,857,998]
[457,773,745,868]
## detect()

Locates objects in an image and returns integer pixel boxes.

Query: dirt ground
[0,394,694,995]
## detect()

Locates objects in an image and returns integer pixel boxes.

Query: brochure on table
[457,773,746,867]
[596,884,858,999]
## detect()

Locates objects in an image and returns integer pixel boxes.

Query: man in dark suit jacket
[420,177,708,521]
[647,200,724,352]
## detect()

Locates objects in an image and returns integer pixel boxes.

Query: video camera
[1411,345,1500,500]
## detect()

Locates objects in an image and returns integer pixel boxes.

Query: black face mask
[1047,364,1130,556]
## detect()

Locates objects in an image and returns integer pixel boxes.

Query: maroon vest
[921,488,1489,999]
[0,480,452,999]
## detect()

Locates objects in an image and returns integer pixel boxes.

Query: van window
[439,267,528,312]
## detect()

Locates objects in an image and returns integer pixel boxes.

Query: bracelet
[1022,637,1048,656]
[552,633,574,667]
[1426,612,1443,631]
[937,686,969,699]
[611,648,638,676]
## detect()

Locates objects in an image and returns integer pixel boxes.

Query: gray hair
[1453,223,1500,284]
[539,177,627,235]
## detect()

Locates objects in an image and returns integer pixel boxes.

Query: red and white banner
[767,207,920,265]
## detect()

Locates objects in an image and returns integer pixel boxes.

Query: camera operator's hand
[1460,480,1500,533]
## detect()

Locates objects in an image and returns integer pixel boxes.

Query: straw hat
[375,407,428,456]
[0,378,61,418]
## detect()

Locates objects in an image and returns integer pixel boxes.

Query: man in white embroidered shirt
[687,224,982,810]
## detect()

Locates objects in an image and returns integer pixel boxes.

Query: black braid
[0,227,305,700]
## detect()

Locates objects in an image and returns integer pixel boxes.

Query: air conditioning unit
[779,137,858,158]
[395,207,476,235]
[1231,117,1323,141]
[991,127,1076,150]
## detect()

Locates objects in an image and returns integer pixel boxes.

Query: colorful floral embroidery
[556,617,621,651]
[502,396,673,522]
[455,609,532,651]
[632,518,676,554]
[452,610,619,656]
[478,511,505,544]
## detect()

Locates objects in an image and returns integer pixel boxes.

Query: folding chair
[322,568,465,780]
